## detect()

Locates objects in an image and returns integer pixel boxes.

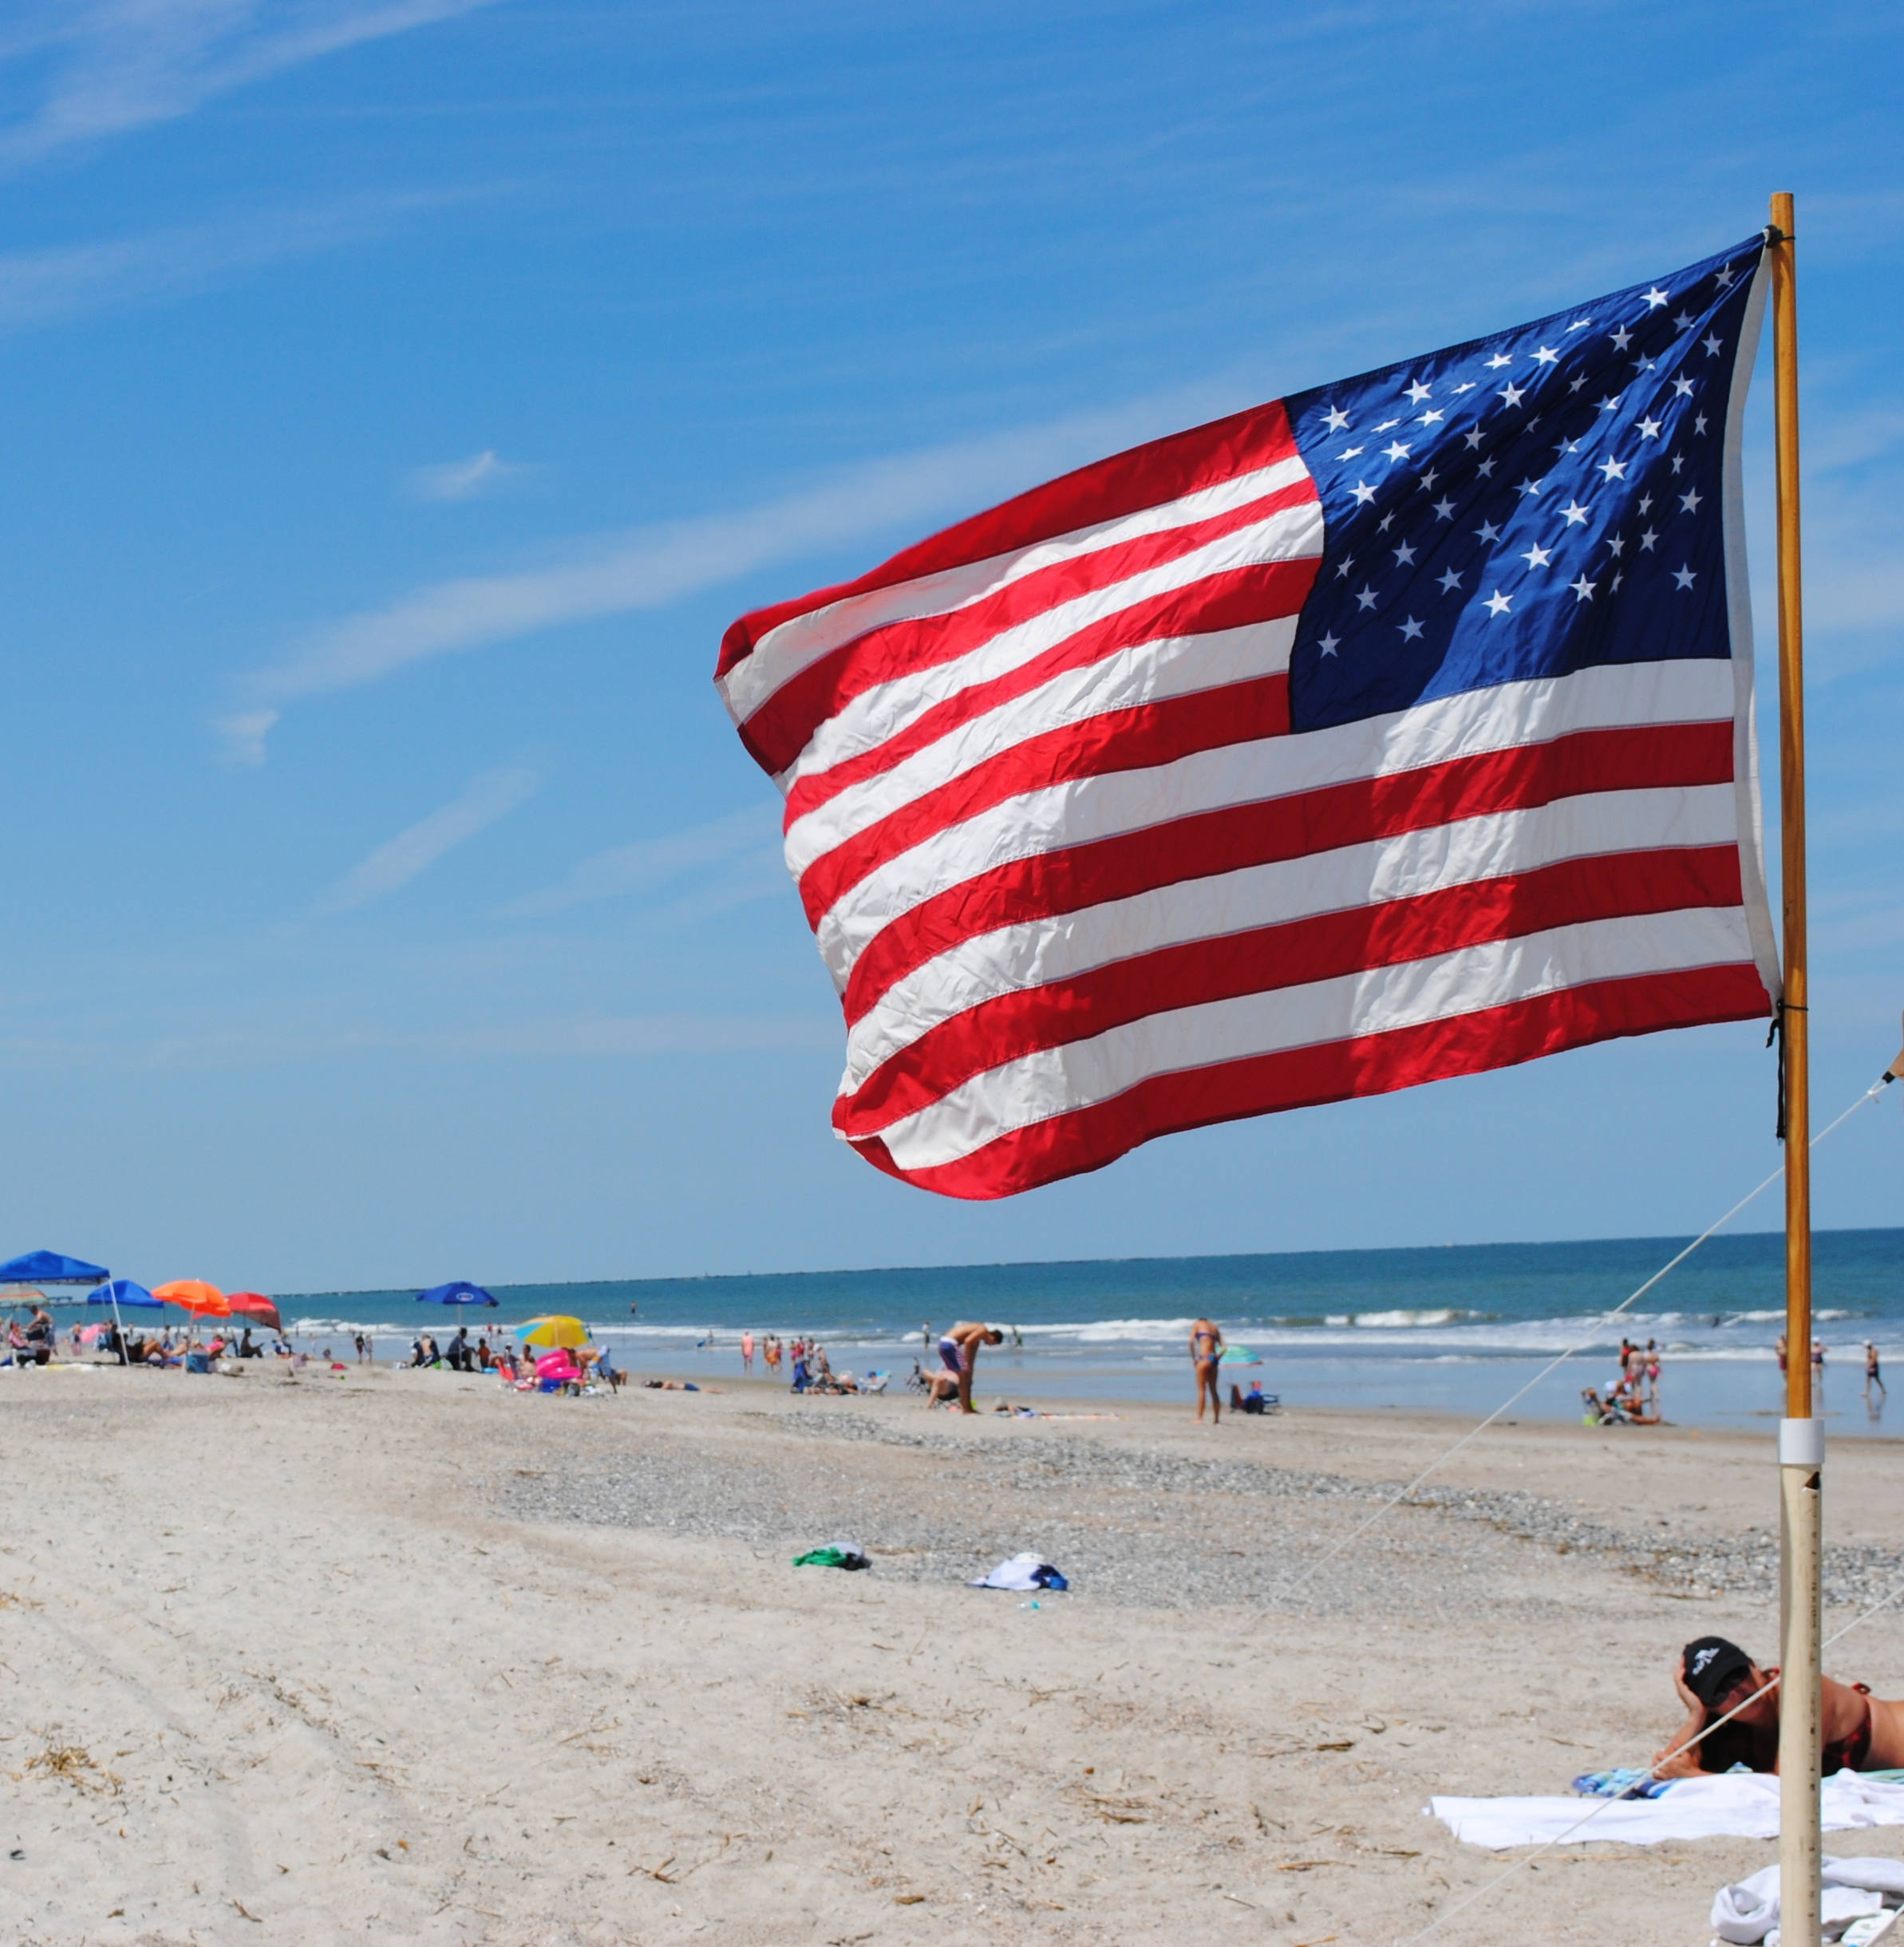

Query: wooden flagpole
[1769,189,1822,1947]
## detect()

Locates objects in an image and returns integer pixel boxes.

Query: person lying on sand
[922,1368,962,1408]
[1654,1635,1904,1776]
[936,1321,1003,1413]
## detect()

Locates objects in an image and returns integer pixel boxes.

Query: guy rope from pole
[1768,188,1823,1947]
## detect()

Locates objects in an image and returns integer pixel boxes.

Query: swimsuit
[939,1336,968,1372]
[1823,1688,1874,1773]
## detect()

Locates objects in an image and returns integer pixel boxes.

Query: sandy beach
[2,1366,1900,1946]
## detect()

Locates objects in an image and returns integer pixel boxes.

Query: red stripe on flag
[741,481,1317,775]
[840,718,1736,1023]
[798,670,1296,927]
[717,398,1303,681]
[835,845,1748,1132]
[848,964,1772,1199]
[779,557,1314,822]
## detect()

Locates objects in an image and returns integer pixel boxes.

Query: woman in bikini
[1654,1635,1904,1777]
[1189,1317,1224,1424]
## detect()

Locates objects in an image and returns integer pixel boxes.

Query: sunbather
[1654,1635,1904,1776]
[923,1368,962,1408]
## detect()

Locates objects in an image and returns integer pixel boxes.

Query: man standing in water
[937,1321,1002,1414]
[1190,1317,1225,1424]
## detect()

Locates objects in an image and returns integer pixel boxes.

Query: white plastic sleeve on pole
[1780,1417,1825,1466]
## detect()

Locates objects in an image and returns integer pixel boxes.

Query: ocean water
[279,1228,1904,1438]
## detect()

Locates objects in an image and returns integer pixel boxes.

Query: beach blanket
[1710,1854,1904,1943]
[1430,1770,1904,1849]
[1570,1767,1674,1799]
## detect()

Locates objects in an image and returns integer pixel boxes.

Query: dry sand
[2,1362,1901,1946]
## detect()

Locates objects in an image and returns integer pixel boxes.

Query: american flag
[717,236,1780,1199]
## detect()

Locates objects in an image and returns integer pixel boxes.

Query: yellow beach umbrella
[517,1315,589,1349]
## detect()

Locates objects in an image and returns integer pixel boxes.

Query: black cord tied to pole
[1768,1000,1810,1141]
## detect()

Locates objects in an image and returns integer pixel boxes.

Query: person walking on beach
[1189,1317,1225,1424]
[741,1330,755,1374]
[1866,1342,1886,1400]
[937,1321,1002,1414]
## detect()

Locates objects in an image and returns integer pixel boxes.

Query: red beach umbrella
[226,1293,283,1333]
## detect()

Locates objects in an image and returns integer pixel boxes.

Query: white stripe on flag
[779,498,1323,788]
[785,616,1298,875]
[837,780,1744,1092]
[867,906,1759,1171]
[809,656,1737,984]
[721,454,1314,725]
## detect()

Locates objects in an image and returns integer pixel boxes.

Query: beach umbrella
[517,1314,589,1349]
[85,1279,163,1364]
[417,1281,499,1309]
[1219,1345,1260,1364]
[87,1280,161,1309]
[154,1280,227,1314]
[226,1293,283,1333]
[153,1281,228,1348]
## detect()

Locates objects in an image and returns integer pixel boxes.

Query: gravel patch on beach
[494,1404,1904,1617]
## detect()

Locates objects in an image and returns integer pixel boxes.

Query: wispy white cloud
[0,0,504,168]
[216,707,279,768]
[319,764,539,914]
[503,805,780,920]
[0,188,473,334]
[406,448,539,503]
[228,379,1246,756]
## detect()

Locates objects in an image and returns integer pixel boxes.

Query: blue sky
[2,1,1900,1291]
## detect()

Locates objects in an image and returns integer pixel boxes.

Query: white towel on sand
[1710,1854,1904,1944]
[1430,1770,1904,1849]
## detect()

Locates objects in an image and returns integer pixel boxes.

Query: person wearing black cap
[1654,1635,1904,1778]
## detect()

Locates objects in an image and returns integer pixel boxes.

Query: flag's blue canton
[1285,235,1765,733]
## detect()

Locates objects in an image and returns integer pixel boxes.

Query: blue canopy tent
[1,1249,111,1366]
[0,1249,109,1289]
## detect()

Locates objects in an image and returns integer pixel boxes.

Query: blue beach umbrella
[417,1282,500,1309]
[87,1280,162,1309]
[83,1279,160,1364]
[417,1283,499,1352]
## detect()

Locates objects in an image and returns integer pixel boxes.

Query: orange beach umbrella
[152,1280,228,1317]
